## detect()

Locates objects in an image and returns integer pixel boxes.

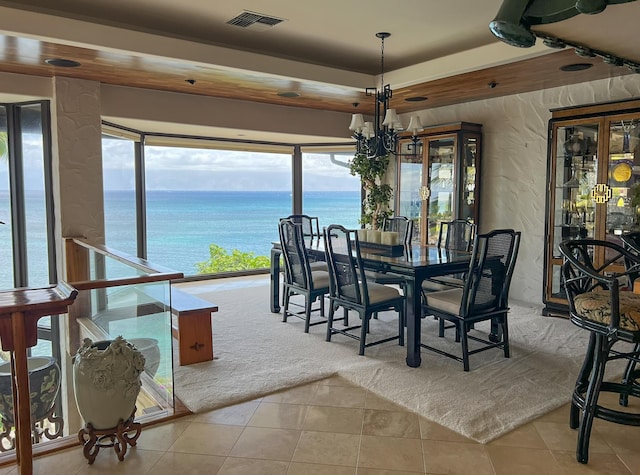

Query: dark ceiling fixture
[348,32,424,158]
[536,32,640,73]
[185,79,196,85]
[489,0,640,73]
[44,58,81,68]
[405,96,428,102]
[277,91,300,98]
[488,81,498,89]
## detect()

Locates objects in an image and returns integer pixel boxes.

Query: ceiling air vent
[226,11,285,30]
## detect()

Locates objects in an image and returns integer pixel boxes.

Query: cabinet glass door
[396,140,424,244]
[605,117,640,242]
[551,122,599,259]
[546,121,599,304]
[426,137,456,245]
[459,134,478,223]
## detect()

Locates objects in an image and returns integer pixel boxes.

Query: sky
[102,140,360,192]
[0,134,361,192]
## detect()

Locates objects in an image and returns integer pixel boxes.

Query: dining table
[270,239,476,368]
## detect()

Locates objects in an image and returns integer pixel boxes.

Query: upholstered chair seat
[573,290,640,331]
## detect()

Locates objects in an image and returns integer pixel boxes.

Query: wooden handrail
[70,273,183,291]
[67,238,180,276]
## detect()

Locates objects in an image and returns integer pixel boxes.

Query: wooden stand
[170,289,217,365]
[0,283,77,474]
[77,411,141,465]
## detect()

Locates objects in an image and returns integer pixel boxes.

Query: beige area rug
[173,277,613,444]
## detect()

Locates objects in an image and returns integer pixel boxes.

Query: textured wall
[409,75,640,304]
[51,77,105,249]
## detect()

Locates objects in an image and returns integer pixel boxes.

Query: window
[0,102,55,289]
[302,150,361,231]
[101,124,361,277]
[143,145,292,275]
[102,133,138,256]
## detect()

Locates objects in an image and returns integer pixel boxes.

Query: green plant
[196,244,270,273]
[0,132,7,160]
[349,151,393,230]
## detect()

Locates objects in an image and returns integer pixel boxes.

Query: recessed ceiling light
[405,96,427,102]
[560,63,593,72]
[277,91,300,98]
[44,58,81,68]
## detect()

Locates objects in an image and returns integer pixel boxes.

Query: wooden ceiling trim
[0,35,635,116]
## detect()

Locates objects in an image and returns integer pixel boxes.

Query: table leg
[11,311,32,475]
[270,247,281,313]
[404,279,422,368]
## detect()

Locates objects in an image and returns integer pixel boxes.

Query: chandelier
[349,32,424,158]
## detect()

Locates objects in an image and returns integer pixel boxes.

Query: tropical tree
[0,132,7,160]
[196,244,270,273]
[349,151,393,230]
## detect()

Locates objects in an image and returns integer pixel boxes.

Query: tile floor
[3,374,639,474]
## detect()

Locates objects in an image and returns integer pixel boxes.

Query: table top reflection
[299,238,471,272]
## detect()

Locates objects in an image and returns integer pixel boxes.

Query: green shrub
[196,244,270,273]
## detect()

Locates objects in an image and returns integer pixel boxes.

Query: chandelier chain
[380,35,385,91]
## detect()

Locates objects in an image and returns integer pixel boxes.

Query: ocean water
[1,189,361,286]
[107,190,362,276]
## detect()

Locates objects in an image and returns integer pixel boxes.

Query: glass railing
[0,238,185,465]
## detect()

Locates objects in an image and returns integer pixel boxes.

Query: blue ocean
[107,190,362,276]
[0,189,361,286]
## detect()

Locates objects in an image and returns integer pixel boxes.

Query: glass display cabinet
[396,122,481,245]
[543,99,640,316]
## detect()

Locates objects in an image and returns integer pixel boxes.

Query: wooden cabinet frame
[395,122,481,246]
[543,98,640,316]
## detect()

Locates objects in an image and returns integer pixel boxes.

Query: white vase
[73,336,145,430]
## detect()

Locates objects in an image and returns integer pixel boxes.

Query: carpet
[173,277,611,444]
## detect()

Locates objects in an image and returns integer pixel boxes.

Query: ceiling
[0,0,638,140]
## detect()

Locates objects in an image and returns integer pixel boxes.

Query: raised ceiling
[0,0,638,138]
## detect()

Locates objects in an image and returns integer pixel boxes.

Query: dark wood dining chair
[560,238,640,464]
[422,219,476,292]
[366,216,414,289]
[421,229,520,371]
[323,224,405,355]
[278,218,329,332]
[286,214,321,238]
[383,216,414,245]
[285,214,326,270]
[422,219,476,336]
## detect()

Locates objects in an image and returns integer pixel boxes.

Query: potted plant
[349,151,393,230]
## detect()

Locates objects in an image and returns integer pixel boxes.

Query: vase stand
[77,411,141,465]
[0,404,64,451]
